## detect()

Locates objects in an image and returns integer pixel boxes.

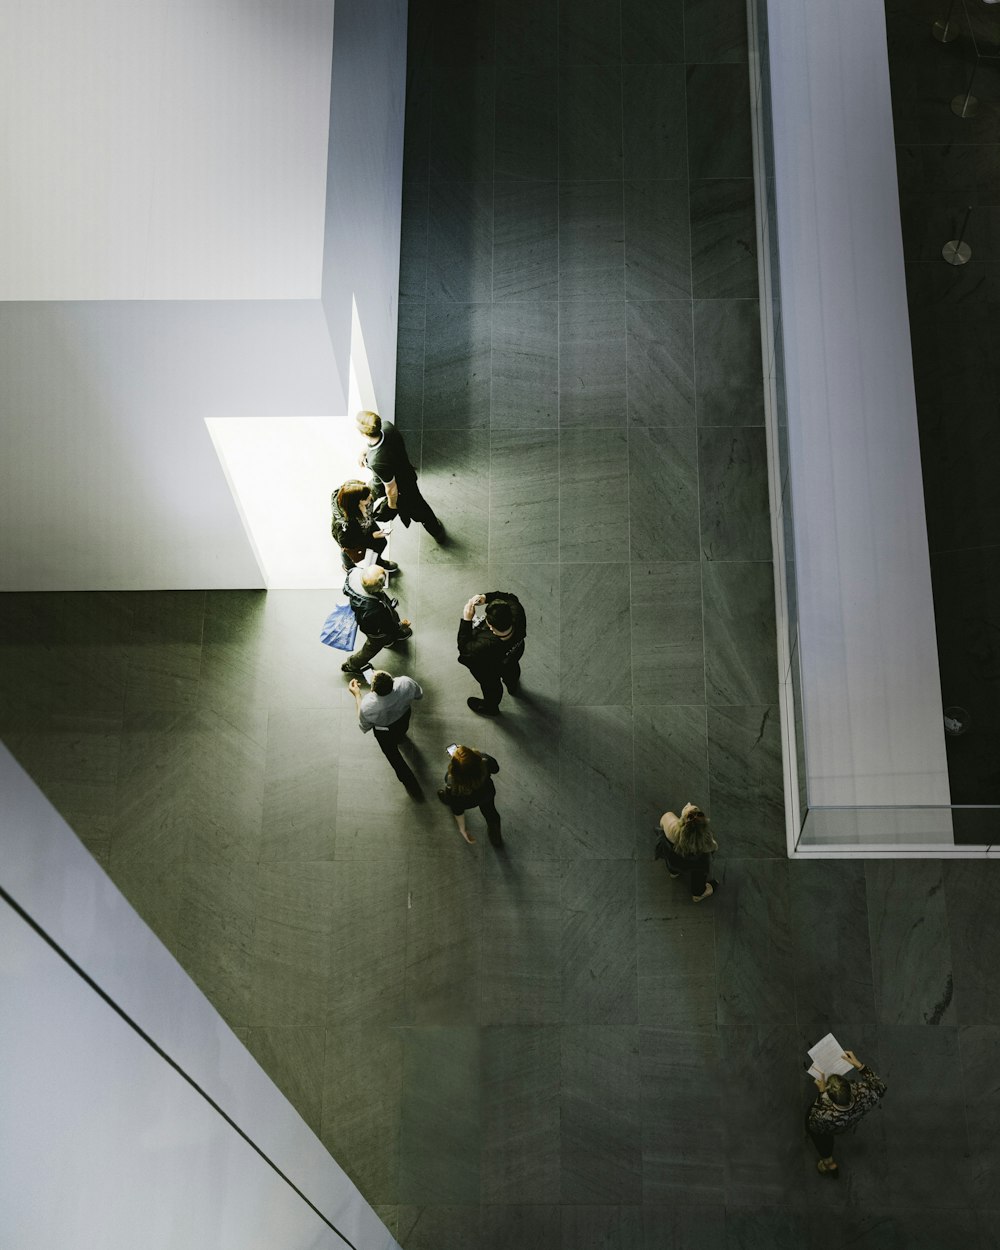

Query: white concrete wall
[320,0,408,422]
[0,744,398,1250]
[766,0,950,808]
[0,0,333,301]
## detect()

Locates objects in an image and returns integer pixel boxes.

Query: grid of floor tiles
[3,1,1000,1248]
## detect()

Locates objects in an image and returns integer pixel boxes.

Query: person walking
[348,670,423,796]
[457,591,526,716]
[331,479,398,573]
[356,409,444,539]
[437,745,503,846]
[341,565,411,675]
[807,1049,887,1179]
[656,803,719,902]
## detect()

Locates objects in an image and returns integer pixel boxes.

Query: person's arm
[463,595,484,621]
[452,810,475,844]
[659,812,681,842]
[484,754,499,776]
[410,678,424,701]
[348,679,373,732]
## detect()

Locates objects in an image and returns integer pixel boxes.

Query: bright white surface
[0,0,333,300]
[0,300,345,590]
[0,744,397,1250]
[207,416,362,589]
[767,0,951,809]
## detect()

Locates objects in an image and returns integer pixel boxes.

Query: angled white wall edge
[0,745,398,1250]
[748,0,954,857]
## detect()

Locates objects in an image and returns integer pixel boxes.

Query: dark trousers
[373,710,416,787]
[806,1113,835,1158]
[473,661,521,711]
[390,484,440,532]
[663,844,711,897]
[476,796,503,846]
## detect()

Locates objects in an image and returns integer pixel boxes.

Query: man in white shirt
[348,670,424,797]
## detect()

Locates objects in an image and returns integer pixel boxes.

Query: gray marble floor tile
[684,0,748,63]
[624,65,688,180]
[487,723,567,858]
[405,851,484,1024]
[124,590,204,713]
[560,1025,642,1203]
[560,563,631,705]
[495,66,558,180]
[715,861,794,1025]
[866,861,955,1026]
[693,299,764,425]
[944,862,1000,1025]
[481,1026,561,1201]
[642,1205,727,1249]
[558,66,624,180]
[559,181,626,301]
[880,1025,970,1207]
[640,1027,725,1203]
[561,1205,644,1249]
[429,65,495,180]
[327,856,408,1027]
[631,563,705,704]
[373,1206,398,1241]
[175,859,256,1028]
[186,706,266,863]
[690,178,758,299]
[404,53,432,177]
[396,1206,483,1249]
[490,427,560,563]
[559,705,635,858]
[706,705,785,858]
[323,1024,404,1204]
[426,181,493,302]
[111,710,198,870]
[622,0,684,63]
[491,301,558,428]
[719,1025,804,1207]
[558,301,627,428]
[494,181,558,301]
[559,0,622,65]
[419,428,491,562]
[723,1207,812,1250]
[632,704,710,841]
[636,860,718,1030]
[5,713,121,832]
[626,300,696,426]
[481,1206,563,1250]
[686,65,752,180]
[395,301,426,427]
[559,428,630,562]
[628,427,701,560]
[103,858,183,954]
[481,859,564,1023]
[199,591,269,716]
[495,0,557,66]
[431,0,494,66]
[698,427,771,561]
[561,860,638,1023]
[789,861,877,1033]
[260,709,339,862]
[625,181,692,300]
[260,590,349,713]
[398,1026,481,1203]
[250,861,337,1026]
[399,182,428,305]
[423,306,492,430]
[959,1026,1000,1206]
[243,1026,325,1134]
[702,561,778,705]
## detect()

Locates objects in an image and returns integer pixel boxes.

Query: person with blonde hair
[341,565,411,675]
[656,802,719,902]
[437,744,502,846]
[356,409,444,539]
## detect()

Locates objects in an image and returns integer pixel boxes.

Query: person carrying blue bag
[340,565,411,676]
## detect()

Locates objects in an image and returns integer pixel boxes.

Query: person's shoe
[467,697,500,716]
[404,779,425,802]
[816,1159,839,1179]
[668,870,680,879]
[487,827,503,847]
[426,519,447,543]
[387,627,413,648]
[692,881,715,903]
[377,558,399,572]
[341,661,363,674]
[503,680,521,697]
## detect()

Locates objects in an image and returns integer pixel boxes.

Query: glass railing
[795,805,1000,855]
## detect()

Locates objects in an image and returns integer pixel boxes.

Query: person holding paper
[807,1049,887,1178]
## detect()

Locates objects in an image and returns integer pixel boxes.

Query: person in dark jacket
[330,479,398,573]
[656,803,719,902]
[356,409,444,538]
[807,1049,887,1178]
[457,591,527,716]
[341,565,411,675]
[438,745,502,846]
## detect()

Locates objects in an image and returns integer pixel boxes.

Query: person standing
[807,1050,887,1178]
[341,565,411,675]
[437,745,503,846]
[656,803,719,902]
[356,409,444,539]
[457,591,527,716]
[348,670,423,795]
[331,479,398,573]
